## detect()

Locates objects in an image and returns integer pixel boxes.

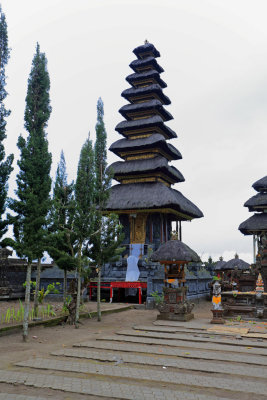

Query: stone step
[74,340,267,366]
[0,370,236,400]
[115,330,267,355]
[132,325,267,348]
[52,347,267,378]
[16,358,267,396]
[0,395,51,400]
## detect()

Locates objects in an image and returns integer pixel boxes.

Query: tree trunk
[23,261,32,342]
[63,268,67,304]
[33,257,41,318]
[97,266,101,322]
[75,247,82,328]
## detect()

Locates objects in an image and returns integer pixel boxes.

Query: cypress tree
[47,150,76,303]
[8,43,52,341]
[74,137,95,327]
[0,5,13,241]
[92,98,123,321]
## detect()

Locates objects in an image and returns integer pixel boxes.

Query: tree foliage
[7,43,52,340]
[0,5,13,241]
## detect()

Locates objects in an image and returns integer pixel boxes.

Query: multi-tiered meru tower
[106,42,203,257]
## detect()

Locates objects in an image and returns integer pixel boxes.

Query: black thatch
[239,213,267,235]
[126,70,167,89]
[133,43,160,59]
[252,176,267,193]
[106,182,204,219]
[150,240,200,263]
[119,100,173,122]
[214,260,227,271]
[109,156,184,184]
[222,256,250,271]
[121,84,171,105]
[244,192,267,212]
[109,134,182,160]
[115,115,177,139]
[130,57,164,74]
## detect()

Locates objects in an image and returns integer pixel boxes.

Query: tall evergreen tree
[0,5,13,242]
[92,98,123,321]
[8,43,52,341]
[74,137,95,326]
[47,150,76,303]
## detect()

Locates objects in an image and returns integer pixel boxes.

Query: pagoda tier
[106,182,202,221]
[106,42,203,252]
[119,99,173,121]
[239,175,267,235]
[109,134,181,161]
[110,155,184,185]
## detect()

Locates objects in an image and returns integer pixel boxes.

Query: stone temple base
[157,287,194,322]
[157,312,194,321]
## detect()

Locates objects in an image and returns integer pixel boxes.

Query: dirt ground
[0,299,267,399]
[0,299,210,368]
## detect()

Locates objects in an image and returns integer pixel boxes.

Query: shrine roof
[150,239,200,263]
[252,175,267,193]
[130,57,164,73]
[122,84,171,105]
[119,99,173,121]
[126,70,167,88]
[109,156,184,184]
[133,43,160,59]
[244,192,267,211]
[214,260,227,270]
[239,213,267,235]
[222,256,250,271]
[106,182,204,220]
[109,134,182,160]
[115,115,176,139]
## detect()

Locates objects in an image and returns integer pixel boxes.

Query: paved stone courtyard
[0,305,267,399]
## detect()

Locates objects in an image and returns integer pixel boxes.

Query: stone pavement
[52,347,267,378]
[0,313,267,399]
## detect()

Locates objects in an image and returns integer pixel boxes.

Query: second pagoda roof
[109,156,185,184]
[244,192,267,212]
[238,213,267,235]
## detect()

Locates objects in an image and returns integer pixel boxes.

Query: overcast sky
[2,0,267,263]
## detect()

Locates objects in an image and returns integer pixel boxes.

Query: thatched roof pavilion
[221,254,250,271]
[150,240,200,263]
[106,42,203,254]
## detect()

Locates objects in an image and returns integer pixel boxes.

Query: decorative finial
[144,39,149,44]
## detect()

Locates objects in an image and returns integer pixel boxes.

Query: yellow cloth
[212,295,221,304]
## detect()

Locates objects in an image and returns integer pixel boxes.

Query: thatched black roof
[214,260,227,271]
[106,182,204,220]
[126,70,167,89]
[244,192,267,212]
[130,57,164,74]
[239,213,267,235]
[150,240,200,263]
[119,100,173,122]
[252,176,267,193]
[133,43,160,59]
[109,134,182,160]
[222,256,250,271]
[109,156,184,184]
[122,84,171,105]
[115,115,177,139]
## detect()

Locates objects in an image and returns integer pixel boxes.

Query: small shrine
[150,239,199,321]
